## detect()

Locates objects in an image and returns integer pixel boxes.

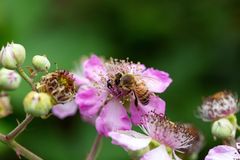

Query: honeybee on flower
[53,55,172,136]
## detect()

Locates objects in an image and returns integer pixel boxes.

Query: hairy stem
[86,134,103,160]
[17,66,36,91]
[6,114,34,140]
[0,66,41,159]
[0,133,43,160]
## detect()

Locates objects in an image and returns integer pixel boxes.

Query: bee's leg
[107,79,113,89]
[133,91,139,107]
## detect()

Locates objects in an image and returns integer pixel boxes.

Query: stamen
[141,112,198,152]
[37,70,76,104]
[198,91,238,121]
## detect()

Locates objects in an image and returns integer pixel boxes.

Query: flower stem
[17,66,36,91]
[6,114,34,140]
[86,134,103,160]
[0,133,43,160]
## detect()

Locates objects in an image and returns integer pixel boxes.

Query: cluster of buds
[198,91,239,141]
[3,43,234,159]
[0,42,76,118]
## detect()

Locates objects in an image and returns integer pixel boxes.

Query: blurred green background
[0,0,240,159]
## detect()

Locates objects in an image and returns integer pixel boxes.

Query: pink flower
[53,55,172,136]
[205,145,240,160]
[109,112,198,160]
[198,91,239,121]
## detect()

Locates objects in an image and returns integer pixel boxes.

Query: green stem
[0,133,43,160]
[86,134,103,160]
[17,66,36,91]
[6,114,34,140]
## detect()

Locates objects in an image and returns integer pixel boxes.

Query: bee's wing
[135,74,165,93]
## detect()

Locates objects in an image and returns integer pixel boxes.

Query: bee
[107,73,150,106]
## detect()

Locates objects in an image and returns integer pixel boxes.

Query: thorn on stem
[16,119,20,125]
[16,150,22,159]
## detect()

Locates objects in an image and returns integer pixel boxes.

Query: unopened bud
[32,55,50,72]
[23,91,52,117]
[0,93,12,118]
[0,42,26,69]
[211,118,235,139]
[0,68,21,90]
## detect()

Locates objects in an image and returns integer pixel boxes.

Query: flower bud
[0,93,12,118]
[0,43,26,69]
[32,55,51,72]
[0,68,21,90]
[211,118,235,139]
[23,91,52,117]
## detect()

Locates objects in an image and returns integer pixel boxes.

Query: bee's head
[106,72,122,90]
[114,73,123,86]
[119,74,135,90]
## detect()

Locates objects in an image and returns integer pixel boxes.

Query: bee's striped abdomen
[135,83,150,105]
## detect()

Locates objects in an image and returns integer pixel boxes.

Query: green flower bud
[0,42,26,69]
[0,93,12,118]
[32,55,51,72]
[0,68,21,90]
[211,118,235,139]
[23,91,52,117]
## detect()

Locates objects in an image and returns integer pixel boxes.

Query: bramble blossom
[53,55,172,136]
[198,91,238,122]
[205,145,240,160]
[109,112,198,160]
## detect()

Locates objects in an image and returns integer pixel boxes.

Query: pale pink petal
[83,55,106,82]
[142,68,172,93]
[96,99,132,136]
[130,95,166,125]
[73,74,90,87]
[81,114,97,125]
[205,145,240,160]
[129,63,146,74]
[108,130,151,151]
[140,145,172,160]
[76,87,108,121]
[52,101,78,119]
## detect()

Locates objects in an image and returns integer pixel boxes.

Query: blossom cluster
[198,91,240,159]
[52,55,204,159]
[1,42,240,160]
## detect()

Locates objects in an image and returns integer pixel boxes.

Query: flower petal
[83,55,106,82]
[140,145,172,160]
[108,130,151,151]
[142,68,172,93]
[73,74,90,87]
[205,145,240,160]
[76,87,108,123]
[130,95,166,125]
[52,101,78,119]
[96,99,132,136]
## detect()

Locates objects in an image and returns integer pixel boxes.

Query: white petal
[141,145,172,160]
[142,68,172,93]
[205,145,240,160]
[108,130,151,151]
